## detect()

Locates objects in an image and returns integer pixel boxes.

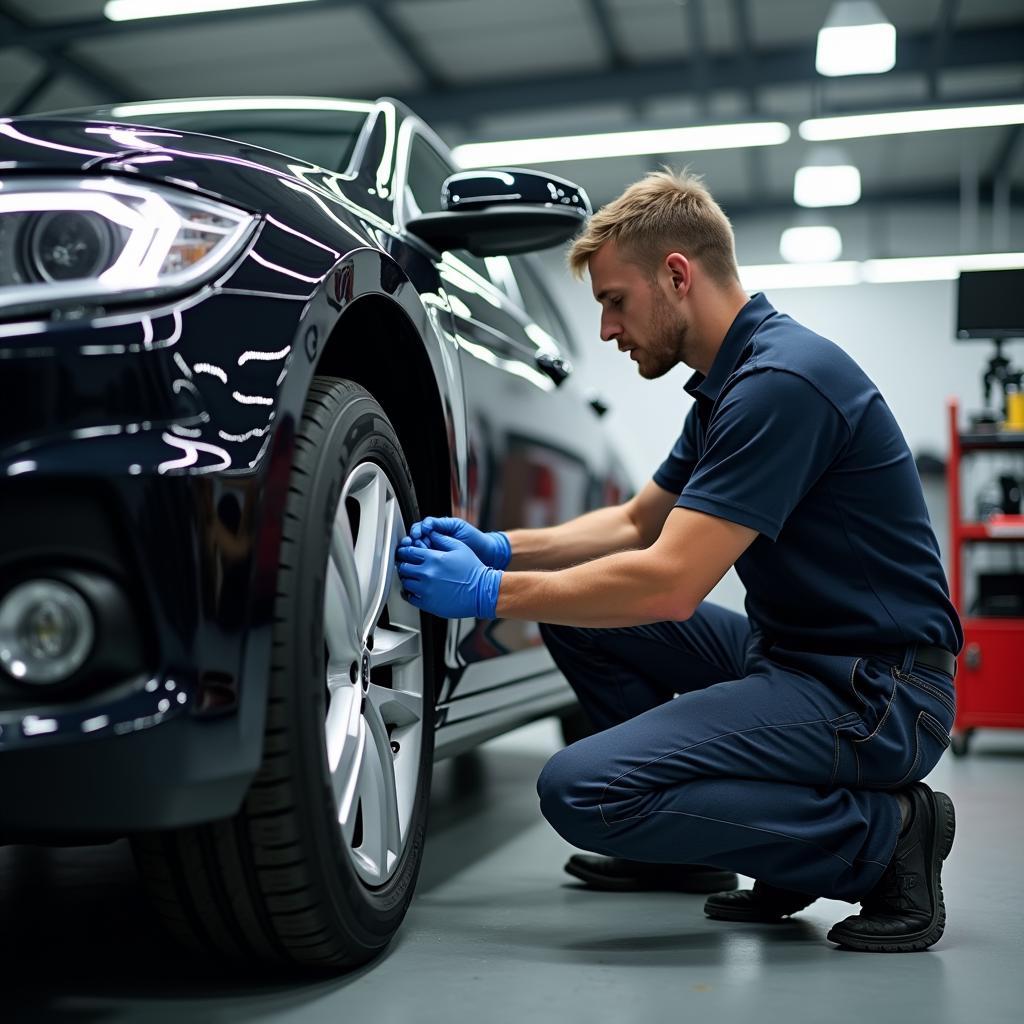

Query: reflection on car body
[0,95,631,971]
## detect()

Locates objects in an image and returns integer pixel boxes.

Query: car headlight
[0,177,257,318]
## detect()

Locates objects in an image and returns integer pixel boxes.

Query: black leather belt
[764,638,958,678]
[864,643,957,679]
[902,644,958,679]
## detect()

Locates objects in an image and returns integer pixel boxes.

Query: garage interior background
[7,0,1017,616]
[1,0,1023,1015]
[3,3,1020,501]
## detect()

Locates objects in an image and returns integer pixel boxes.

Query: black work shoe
[827,782,956,953]
[705,881,818,922]
[564,855,738,894]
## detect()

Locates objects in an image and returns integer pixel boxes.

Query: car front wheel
[133,377,435,971]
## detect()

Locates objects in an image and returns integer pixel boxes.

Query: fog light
[0,580,95,685]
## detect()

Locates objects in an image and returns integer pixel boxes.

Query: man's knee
[537,744,605,845]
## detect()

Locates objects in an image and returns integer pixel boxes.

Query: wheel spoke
[326,686,365,821]
[351,469,399,642]
[350,700,401,884]
[366,680,423,729]
[323,557,360,670]
[369,624,421,671]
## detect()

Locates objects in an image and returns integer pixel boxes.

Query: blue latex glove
[396,532,502,619]
[409,516,511,570]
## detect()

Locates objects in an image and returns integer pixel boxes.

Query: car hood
[0,117,387,233]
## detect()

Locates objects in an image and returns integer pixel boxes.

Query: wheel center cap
[360,650,371,688]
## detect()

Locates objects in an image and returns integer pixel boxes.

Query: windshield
[34,99,372,173]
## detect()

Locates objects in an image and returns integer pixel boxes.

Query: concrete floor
[3,720,1022,1024]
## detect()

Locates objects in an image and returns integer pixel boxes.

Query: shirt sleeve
[653,403,701,494]
[674,370,849,540]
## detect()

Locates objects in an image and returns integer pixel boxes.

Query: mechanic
[395,170,962,954]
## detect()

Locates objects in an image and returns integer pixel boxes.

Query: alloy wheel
[323,461,424,886]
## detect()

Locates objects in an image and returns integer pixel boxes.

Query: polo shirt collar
[684,293,776,403]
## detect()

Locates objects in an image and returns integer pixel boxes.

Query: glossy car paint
[0,99,629,838]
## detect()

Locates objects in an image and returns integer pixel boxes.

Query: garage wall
[540,242,1005,487]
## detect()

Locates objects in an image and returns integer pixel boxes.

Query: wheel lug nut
[390,741,400,754]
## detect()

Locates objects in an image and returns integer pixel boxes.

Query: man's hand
[396,533,503,619]
[409,516,511,569]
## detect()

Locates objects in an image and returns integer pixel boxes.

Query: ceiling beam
[1,0,381,48]
[398,23,1024,123]
[684,0,710,115]
[989,123,1024,183]
[7,68,57,115]
[729,0,767,203]
[928,0,960,100]
[586,0,627,69]
[366,4,443,90]
[0,8,140,105]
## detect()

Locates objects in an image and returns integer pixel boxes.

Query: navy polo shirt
[654,293,962,654]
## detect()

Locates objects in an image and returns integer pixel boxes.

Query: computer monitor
[957,269,1024,339]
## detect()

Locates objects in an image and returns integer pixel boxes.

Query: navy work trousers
[537,603,956,902]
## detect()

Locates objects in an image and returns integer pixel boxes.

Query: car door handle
[535,351,572,386]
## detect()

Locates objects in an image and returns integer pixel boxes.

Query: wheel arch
[314,291,453,527]
[296,248,461,704]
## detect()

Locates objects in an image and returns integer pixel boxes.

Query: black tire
[559,703,596,746]
[133,377,435,972]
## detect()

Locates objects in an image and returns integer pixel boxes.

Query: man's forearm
[504,504,643,571]
[496,547,688,627]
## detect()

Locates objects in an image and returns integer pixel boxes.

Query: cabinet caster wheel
[950,730,974,757]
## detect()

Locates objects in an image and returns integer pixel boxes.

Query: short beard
[638,292,688,379]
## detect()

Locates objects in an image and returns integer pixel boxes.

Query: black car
[0,96,629,971]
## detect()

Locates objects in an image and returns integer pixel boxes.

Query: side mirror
[406,168,591,257]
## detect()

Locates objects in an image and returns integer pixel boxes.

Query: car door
[395,126,605,706]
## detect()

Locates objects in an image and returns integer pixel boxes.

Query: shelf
[958,515,1024,540]
[961,616,1024,630]
[959,430,1024,451]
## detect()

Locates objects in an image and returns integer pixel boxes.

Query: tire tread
[132,377,432,973]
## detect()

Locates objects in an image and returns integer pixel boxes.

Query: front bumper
[0,288,298,836]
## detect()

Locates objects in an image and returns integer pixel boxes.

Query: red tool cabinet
[946,399,1024,755]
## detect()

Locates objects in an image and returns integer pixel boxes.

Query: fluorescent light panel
[780,226,843,264]
[801,102,1024,141]
[816,1,896,77]
[793,164,861,207]
[816,22,896,76]
[452,122,790,168]
[740,251,1024,290]
[105,0,315,21]
[111,97,373,117]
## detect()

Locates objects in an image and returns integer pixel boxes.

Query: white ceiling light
[816,1,896,77]
[105,0,315,21]
[740,251,1024,290]
[800,102,1024,141]
[451,122,790,168]
[780,225,843,263]
[793,164,861,207]
[111,98,373,117]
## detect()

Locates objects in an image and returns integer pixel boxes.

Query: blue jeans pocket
[832,665,954,789]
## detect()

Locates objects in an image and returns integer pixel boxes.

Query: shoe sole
[828,789,956,953]
[704,901,815,923]
[564,862,739,894]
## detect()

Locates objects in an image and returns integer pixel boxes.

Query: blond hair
[568,169,738,284]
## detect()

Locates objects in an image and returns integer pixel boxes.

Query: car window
[509,256,577,355]
[404,134,492,282]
